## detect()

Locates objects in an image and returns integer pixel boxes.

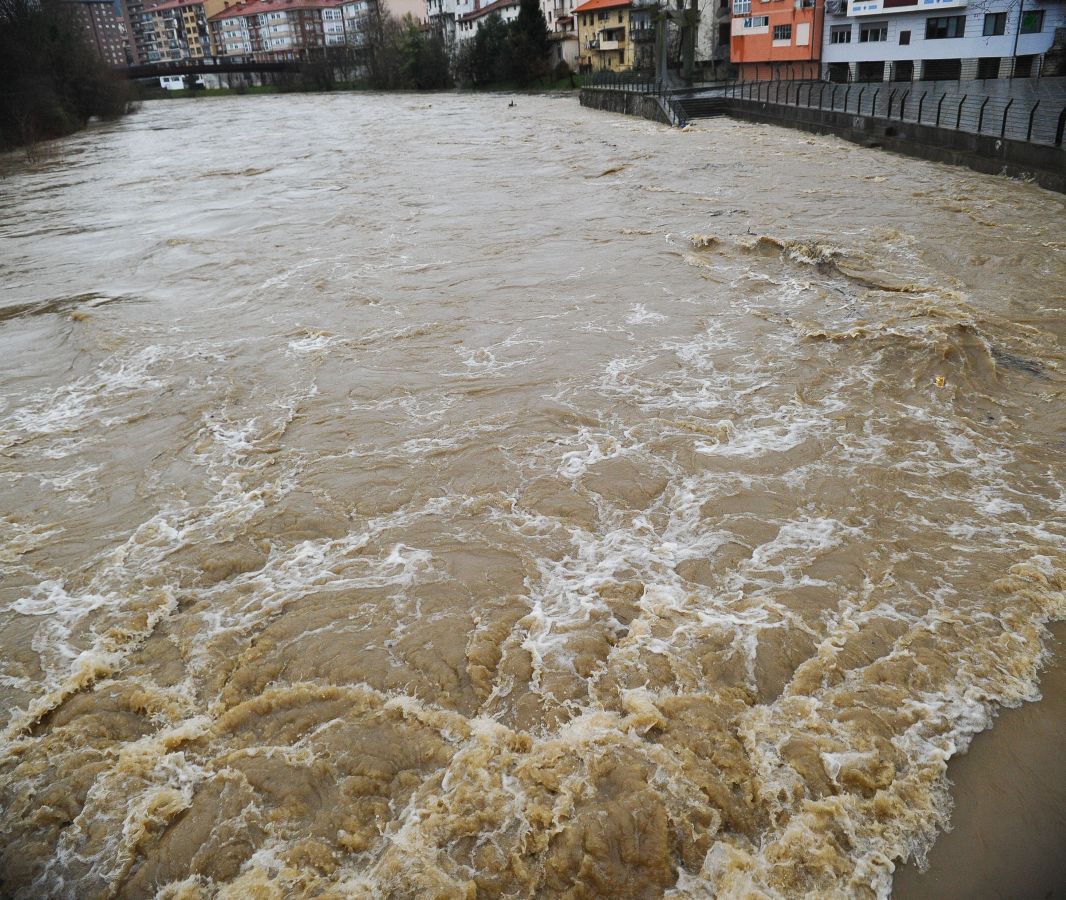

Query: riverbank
[894,621,1066,899]
[141,75,584,101]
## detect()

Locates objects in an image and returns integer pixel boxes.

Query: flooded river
[0,93,1064,899]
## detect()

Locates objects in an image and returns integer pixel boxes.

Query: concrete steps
[676,97,730,119]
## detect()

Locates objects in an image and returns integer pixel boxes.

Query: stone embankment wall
[725,99,1065,194]
[579,87,1066,194]
[579,89,672,127]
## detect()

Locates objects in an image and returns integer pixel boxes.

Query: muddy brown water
[0,94,1063,899]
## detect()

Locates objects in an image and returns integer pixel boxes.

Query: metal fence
[720,79,1066,148]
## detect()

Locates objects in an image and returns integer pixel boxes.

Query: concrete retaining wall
[579,89,672,127]
[725,99,1066,194]
[580,86,1066,193]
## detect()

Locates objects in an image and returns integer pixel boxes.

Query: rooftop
[457,0,519,22]
[209,0,345,18]
[572,0,630,12]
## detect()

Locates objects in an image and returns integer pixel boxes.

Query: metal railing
[718,78,1066,147]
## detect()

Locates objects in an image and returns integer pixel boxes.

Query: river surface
[0,93,1064,899]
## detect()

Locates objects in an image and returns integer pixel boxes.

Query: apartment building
[65,0,133,66]
[209,0,347,59]
[454,0,521,42]
[696,0,732,75]
[821,0,1065,82]
[730,0,824,78]
[575,0,633,70]
[140,0,215,62]
[543,0,580,66]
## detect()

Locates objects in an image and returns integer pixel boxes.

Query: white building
[696,0,732,75]
[821,0,1066,81]
[342,0,374,46]
[543,0,580,66]
[427,0,460,41]
[453,0,521,43]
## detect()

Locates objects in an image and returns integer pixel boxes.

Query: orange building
[729,0,824,80]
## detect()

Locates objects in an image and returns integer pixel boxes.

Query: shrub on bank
[0,0,133,151]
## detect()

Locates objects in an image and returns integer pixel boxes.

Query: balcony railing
[599,38,625,49]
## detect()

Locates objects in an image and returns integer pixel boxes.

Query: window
[733,0,750,14]
[1020,10,1043,33]
[899,29,909,44]
[983,12,1005,35]
[830,24,850,43]
[617,9,622,20]
[925,15,965,39]
[773,23,791,40]
[858,21,887,42]
[976,57,1000,78]
[744,15,768,27]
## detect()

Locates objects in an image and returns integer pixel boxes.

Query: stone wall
[723,99,1066,194]
[579,88,673,126]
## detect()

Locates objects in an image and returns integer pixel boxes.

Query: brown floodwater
[0,93,1063,899]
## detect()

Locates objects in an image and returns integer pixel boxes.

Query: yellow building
[574,0,633,72]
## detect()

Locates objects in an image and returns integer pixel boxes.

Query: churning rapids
[0,93,1064,899]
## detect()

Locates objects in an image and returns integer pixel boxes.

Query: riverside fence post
[1026,100,1039,141]
[977,96,990,133]
[1000,98,1014,138]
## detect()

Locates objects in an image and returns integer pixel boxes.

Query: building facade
[65,0,133,66]
[575,0,633,70]
[729,0,824,79]
[821,0,1066,82]
[454,0,521,42]
[140,0,215,62]
[209,0,348,59]
[544,0,580,66]
[696,0,733,75]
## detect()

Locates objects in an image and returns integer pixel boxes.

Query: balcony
[599,38,625,49]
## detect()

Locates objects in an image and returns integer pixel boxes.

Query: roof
[572,0,629,12]
[457,0,519,22]
[209,0,344,19]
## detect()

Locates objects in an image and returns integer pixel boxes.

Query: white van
[159,75,206,90]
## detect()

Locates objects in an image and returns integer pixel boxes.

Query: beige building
[574,0,634,71]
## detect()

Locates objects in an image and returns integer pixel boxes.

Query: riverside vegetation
[0,0,134,152]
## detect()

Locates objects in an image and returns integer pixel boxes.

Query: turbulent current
[0,93,1064,899]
